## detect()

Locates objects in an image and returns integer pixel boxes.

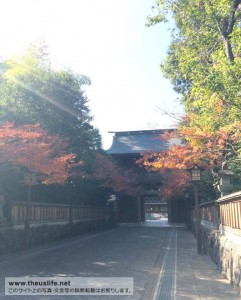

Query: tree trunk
[223,36,234,63]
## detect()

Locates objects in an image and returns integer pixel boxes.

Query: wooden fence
[6,201,106,227]
[190,193,241,232]
[189,195,241,232]
[217,191,241,230]
[199,200,220,230]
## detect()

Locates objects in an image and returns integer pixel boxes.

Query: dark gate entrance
[107,130,188,224]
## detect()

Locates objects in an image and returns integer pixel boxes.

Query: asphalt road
[0,224,174,300]
[0,222,239,300]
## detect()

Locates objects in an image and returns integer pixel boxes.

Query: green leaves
[151,0,241,129]
[0,43,105,205]
[146,0,241,193]
[0,44,101,160]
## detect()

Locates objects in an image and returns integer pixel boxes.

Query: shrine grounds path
[0,220,239,300]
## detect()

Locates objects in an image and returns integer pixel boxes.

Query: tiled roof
[107,129,172,155]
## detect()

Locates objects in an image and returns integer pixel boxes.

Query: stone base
[0,220,106,255]
[201,225,241,295]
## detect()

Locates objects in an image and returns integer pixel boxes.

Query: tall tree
[139,1,241,195]
[0,44,106,204]
[0,43,101,164]
[0,44,138,205]
[148,0,241,129]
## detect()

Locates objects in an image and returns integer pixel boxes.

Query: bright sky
[0,0,182,149]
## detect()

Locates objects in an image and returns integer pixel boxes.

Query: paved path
[0,221,239,299]
[176,227,239,300]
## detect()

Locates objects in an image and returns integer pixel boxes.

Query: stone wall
[219,227,241,293]
[201,223,220,265]
[0,219,106,255]
[199,194,241,296]
[201,224,241,295]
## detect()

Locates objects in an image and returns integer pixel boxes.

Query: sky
[0,0,182,149]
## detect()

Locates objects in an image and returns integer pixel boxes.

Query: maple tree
[141,121,241,171]
[0,122,82,185]
[160,170,190,199]
[139,116,241,196]
[93,153,141,195]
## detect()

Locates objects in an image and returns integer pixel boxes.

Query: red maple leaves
[137,117,241,198]
[141,120,241,172]
[93,153,140,195]
[0,123,82,184]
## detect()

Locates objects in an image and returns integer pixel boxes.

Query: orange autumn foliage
[140,119,241,172]
[160,170,190,199]
[0,123,82,184]
[93,153,140,195]
[137,117,241,198]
